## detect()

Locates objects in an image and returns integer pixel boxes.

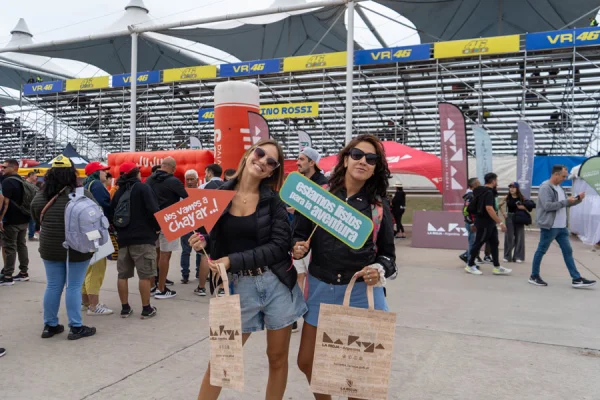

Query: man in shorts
[111,162,160,319]
[146,157,188,299]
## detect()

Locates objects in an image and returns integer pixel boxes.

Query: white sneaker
[87,304,114,316]
[465,265,483,275]
[515,259,523,263]
[503,258,509,263]
[493,266,512,275]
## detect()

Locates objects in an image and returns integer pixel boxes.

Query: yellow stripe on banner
[260,102,319,120]
[162,65,217,83]
[434,35,520,59]
[283,52,347,72]
[65,76,109,92]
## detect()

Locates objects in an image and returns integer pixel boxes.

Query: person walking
[0,159,30,285]
[111,162,160,318]
[391,183,407,238]
[189,139,306,399]
[528,165,596,288]
[146,157,188,299]
[499,182,528,263]
[465,173,512,276]
[292,135,397,399]
[30,156,96,340]
[459,178,482,264]
[81,162,113,316]
[25,172,38,241]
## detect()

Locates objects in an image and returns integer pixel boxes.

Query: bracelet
[368,263,387,287]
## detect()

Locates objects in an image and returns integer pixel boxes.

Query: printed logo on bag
[322,332,385,353]
[210,325,240,341]
[341,379,358,395]
[427,223,468,237]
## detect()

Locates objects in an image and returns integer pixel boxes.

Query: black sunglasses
[348,148,379,166]
[253,147,280,170]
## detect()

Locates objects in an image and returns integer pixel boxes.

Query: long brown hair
[233,139,285,191]
[329,134,391,204]
[508,185,525,203]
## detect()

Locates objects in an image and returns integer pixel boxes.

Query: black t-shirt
[506,195,520,213]
[477,187,497,225]
[220,212,257,255]
[2,176,30,225]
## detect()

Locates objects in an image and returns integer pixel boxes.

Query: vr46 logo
[548,30,600,44]
[233,63,266,73]
[371,49,412,61]
[32,84,54,92]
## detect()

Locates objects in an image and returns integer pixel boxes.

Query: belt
[238,266,270,277]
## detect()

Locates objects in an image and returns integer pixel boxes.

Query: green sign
[280,172,374,249]
[579,155,600,195]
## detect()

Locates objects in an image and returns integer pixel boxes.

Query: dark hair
[508,185,525,203]
[4,159,18,168]
[151,165,160,173]
[27,171,37,178]
[43,166,78,199]
[122,167,140,180]
[467,177,479,189]
[552,164,567,175]
[224,168,236,177]
[329,134,390,205]
[234,139,285,191]
[206,163,223,178]
[484,172,498,184]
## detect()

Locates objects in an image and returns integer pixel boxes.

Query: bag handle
[343,273,374,310]
[40,187,67,224]
[212,263,230,297]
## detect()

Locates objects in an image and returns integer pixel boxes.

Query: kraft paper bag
[310,275,397,400]
[209,263,244,392]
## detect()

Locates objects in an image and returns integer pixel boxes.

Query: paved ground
[1,230,599,400]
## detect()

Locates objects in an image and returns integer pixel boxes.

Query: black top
[505,195,520,213]
[220,212,258,255]
[309,171,329,186]
[292,187,397,285]
[204,179,224,190]
[473,186,497,225]
[111,175,161,247]
[2,176,30,225]
[146,170,188,210]
[391,190,406,212]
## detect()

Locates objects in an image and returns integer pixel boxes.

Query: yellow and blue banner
[526,27,600,51]
[283,52,346,72]
[163,65,217,83]
[434,35,520,59]
[23,80,64,96]
[198,102,319,123]
[113,70,160,87]
[355,44,431,65]
[220,59,280,77]
[65,76,110,92]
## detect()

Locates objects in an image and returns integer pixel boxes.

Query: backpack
[462,193,474,223]
[64,187,110,253]
[5,176,37,216]
[113,182,138,228]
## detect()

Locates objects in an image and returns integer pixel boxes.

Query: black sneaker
[166,279,174,286]
[13,272,30,282]
[572,277,596,288]
[155,287,177,299]
[482,255,493,264]
[0,348,5,357]
[194,287,207,296]
[68,325,96,340]
[475,257,484,265]
[528,275,548,286]
[150,286,157,297]
[141,306,157,319]
[217,288,225,297]
[120,308,133,318]
[459,253,468,263]
[0,276,14,286]
[292,321,299,333]
[181,278,189,284]
[41,324,65,338]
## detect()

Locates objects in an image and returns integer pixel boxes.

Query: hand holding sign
[154,189,235,242]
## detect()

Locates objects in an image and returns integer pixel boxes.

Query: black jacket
[292,187,396,285]
[309,170,328,186]
[204,178,224,189]
[111,175,161,247]
[391,190,406,213]
[146,170,188,210]
[207,178,296,290]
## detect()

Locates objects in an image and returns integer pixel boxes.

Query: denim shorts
[304,273,388,327]
[232,270,307,333]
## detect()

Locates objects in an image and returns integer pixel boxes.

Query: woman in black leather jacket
[292,134,397,397]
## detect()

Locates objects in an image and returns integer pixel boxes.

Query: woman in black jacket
[189,139,306,399]
[291,134,397,396]
[392,183,407,238]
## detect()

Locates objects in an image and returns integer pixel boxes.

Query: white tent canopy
[569,163,600,246]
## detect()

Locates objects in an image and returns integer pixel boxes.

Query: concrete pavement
[1,230,599,400]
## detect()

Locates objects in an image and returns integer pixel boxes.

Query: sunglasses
[253,147,280,170]
[348,148,379,166]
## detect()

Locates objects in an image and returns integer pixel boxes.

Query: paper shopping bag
[310,275,397,400]
[89,239,115,264]
[209,263,244,392]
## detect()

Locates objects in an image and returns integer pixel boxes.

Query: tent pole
[345,0,355,145]
[130,32,138,152]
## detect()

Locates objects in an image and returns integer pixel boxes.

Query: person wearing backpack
[80,162,114,316]
[459,177,482,264]
[291,135,397,396]
[30,156,97,340]
[111,162,161,319]
[0,159,33,286]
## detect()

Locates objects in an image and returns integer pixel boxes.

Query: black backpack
[5,176,37,216]
[466,189,489,217]
[113,183,137,228]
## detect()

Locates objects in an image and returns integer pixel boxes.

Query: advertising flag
[247,111,270,144]
[473,125,493,181]
[578,156,600,196]
[439,103,468,211]
[517,121,535,199]
[297,131,312,152]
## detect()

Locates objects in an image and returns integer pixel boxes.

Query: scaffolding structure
[15,42,600,161]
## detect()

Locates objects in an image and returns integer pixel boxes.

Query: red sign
[154,189,235,242]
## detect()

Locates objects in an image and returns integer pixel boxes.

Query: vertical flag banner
[439,103,468,211]
[473,126,493,181]
[247,111,270,144]
[578,156,600,196]
[297,131,312,152]
[517,121,535,199]
[190,137,202,149]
